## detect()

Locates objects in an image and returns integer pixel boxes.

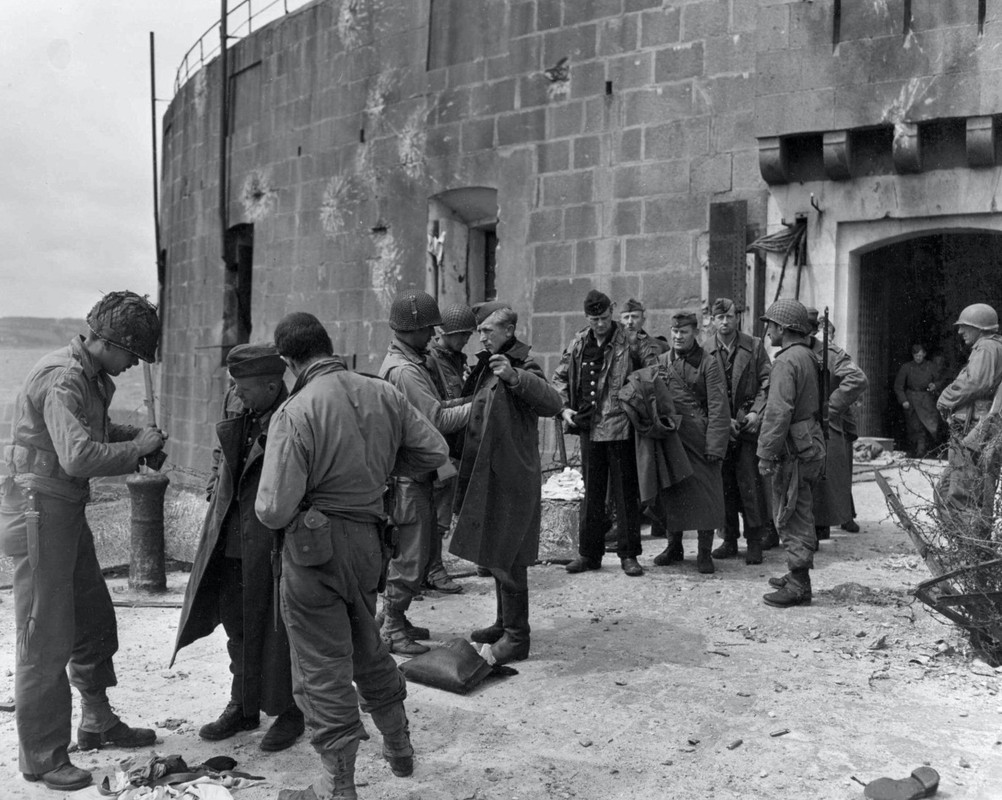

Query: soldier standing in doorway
[894,344,941,458]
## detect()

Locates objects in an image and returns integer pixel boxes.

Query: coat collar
[70,335,103,381]
[291,356,348,395]
[670,343,704,368]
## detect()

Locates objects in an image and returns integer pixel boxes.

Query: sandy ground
[1,465,1001,800]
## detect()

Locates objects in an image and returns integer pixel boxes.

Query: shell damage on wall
[337,0,365,51]
[320,174,364,237]
[240,170,277,221]
[398,105,428,180]
[369,230,403,314]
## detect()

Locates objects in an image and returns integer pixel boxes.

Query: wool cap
[710,297,736,316]
[226,343,287,378]
[473,300,512,324]
[584,289,612,316]
[671,311,698,328]
[622,298,645,313]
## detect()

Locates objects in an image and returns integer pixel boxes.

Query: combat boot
[471,579,504,645]
[381,607,430,656]
[278,739,359,800]
[369,701,415,777]
[696,530,715,574]
[375,599,429,641]
[711,533,738,559]
[490,589,530,665]
[815,525,830,541]
[763,569,812,607]
[653,532,684,566]
[745,527,763,565]
[762,523,780,550]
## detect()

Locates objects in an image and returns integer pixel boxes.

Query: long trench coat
[449,339,563,570]
[171,386,293,717]
[657,346,730,531]
[812,339,867,527]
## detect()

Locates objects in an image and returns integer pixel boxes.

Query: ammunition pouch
[284,506,333,567]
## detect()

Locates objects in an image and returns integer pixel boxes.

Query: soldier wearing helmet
[423,303,478,595]
[378,291,472,654]
[0,291,167,791]
[756,298,826,608]
[935,302,1002,533]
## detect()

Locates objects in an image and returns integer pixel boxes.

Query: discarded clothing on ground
[400,637,516,693]
[81,753,264,799]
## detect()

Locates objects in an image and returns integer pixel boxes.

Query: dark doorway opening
[222,223,254,365]
[856,231,1002,443]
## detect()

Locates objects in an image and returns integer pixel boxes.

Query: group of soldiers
[3,286,1001,800]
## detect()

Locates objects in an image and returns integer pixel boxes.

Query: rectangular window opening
[833,0,841,49]
[979,0,987,34]
[903,0,912,35]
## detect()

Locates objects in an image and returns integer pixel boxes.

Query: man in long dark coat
[450,305,562,665]
[894,344,941,457]
[172,344,303,751]
[807,310,867,540]
[652,311,730,574]
[704,298,772,565]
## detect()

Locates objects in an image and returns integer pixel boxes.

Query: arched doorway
[855,230,1002,441]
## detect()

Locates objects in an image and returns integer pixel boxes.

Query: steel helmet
[760,298,811,335]
[439,304,477,334]
[87,291,161,363]
[389,291,442,331]
[954,303,999,331]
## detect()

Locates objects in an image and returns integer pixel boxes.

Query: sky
[0,1,297,319]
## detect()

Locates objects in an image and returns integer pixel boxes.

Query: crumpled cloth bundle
[67,753,264,799]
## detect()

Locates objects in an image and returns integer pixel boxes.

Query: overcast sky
[1,1,296,319]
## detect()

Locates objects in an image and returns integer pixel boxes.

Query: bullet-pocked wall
[159,0,1002,477]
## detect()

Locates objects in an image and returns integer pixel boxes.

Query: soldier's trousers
[384,477,435,610]
[281,514,406,755]
[579,434,642,561]
[0,485,120,775]
[769,457,824,572]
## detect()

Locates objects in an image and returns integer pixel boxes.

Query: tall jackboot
[380,606,430,656]
[278,739,359,800]
[490,589,530,665]
[653,531,684,566]
[744,527,764,565]
[369,701,415,777]
[696,530,715,574]
[470,579,504,644]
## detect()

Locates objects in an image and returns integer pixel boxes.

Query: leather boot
[369,701,414,777]
[816,525,830,540]
[490,589,530,665]
[762,523,780,550]
[279,739,359,800]
[745,527,763,565]
[471,579,504,644]
[380,607,430,656]
[767,572,813,598]
[711,533,738,559]
[763,568,812,607]
[375,599,429,641]
[653,532,684,566]
[261,704,305,751]
[198,700,260,741]
[696,530,715,574]
[23,763,92,791]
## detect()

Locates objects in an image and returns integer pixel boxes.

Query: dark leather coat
[171,384,293,716]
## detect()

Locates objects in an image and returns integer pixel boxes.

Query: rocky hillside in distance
[0,318,86,347]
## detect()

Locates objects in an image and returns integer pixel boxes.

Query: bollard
[126,471,170,592]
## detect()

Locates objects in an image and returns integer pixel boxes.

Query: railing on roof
[173,0,312,93]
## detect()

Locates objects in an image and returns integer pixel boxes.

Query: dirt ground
[1,464,1001,800]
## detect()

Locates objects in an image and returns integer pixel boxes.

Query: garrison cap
[226,343,287,378]
[622,298,645,313]
[761,298,811,335]
[710,297,736,316]
[473,300,512,324]
[583,290,612,316]
[671,311,698,328]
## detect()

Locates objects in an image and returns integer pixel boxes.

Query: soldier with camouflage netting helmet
[378,291,472,655]
[756,298,827,609]
[0,290,167,791]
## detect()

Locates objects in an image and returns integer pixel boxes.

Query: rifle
[820,306,831,442]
